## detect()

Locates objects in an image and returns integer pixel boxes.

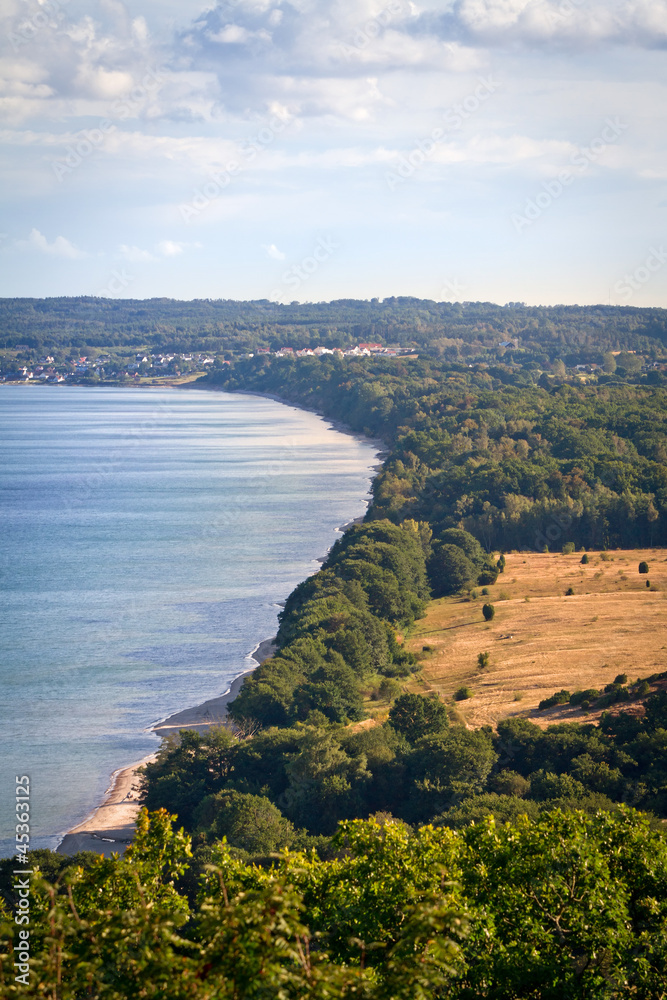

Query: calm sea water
[0,386,378,855]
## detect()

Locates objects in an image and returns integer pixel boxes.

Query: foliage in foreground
[1,808,666,998]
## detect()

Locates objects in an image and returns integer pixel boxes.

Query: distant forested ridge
[1,296,667,361]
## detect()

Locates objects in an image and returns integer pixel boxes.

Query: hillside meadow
[405,548,667,728]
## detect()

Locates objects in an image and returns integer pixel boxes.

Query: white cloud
[262,243,286,259]
[422,0,667,46]
[157,239,187,255]
[118,244,156,261]
[18,228,86,259]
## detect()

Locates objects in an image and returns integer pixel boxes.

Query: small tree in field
[482,603,495,622]
[477,652,490,669]
[580,553,589,564]
[639,561,649,574]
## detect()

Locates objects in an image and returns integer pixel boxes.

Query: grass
[405,548,667,729]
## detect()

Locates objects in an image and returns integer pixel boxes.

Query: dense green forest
[2,296,667,362]
[208,355,667,551]
[3,348,667,996]
[2,807,666,998]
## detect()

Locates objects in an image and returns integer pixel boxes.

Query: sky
[1,0,666,306]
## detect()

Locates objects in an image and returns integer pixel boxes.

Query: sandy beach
[56,636,276,857]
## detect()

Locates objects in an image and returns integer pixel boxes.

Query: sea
[0,385,379,856]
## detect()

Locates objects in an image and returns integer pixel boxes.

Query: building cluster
[2,352,217,382]
[257,343,415,359]
[0,345,420,382]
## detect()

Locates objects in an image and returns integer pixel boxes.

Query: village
[0,343,418,383]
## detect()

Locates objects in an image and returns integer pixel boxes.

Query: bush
[639,561,649,573]
[580,553,589,564]
[634,679,650,698]
[488,770,531,797]
[646,579,651,588]
[454,686,474,701]
[570,688,600,706]
[477,567,499,586]
[562,542,575,554]
[565,587,575,595]
[496,554,506,573]
[614,673,628,685]
[477,651,490,669]
[538,689,571,710]
[482,603,495,621]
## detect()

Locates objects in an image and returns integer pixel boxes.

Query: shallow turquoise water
[0,386,378,854]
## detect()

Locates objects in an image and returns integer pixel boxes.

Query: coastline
[51,385,383,858]
[56,637,277,857]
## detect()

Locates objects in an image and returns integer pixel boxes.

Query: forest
[1,296,667,363]
[2,348,667,997]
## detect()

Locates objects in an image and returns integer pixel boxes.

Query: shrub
[538,689,571,710]
[580,553,589,564]
[570,688,600,706]
[496,553,506,573]
[477,651,490,669]
[481,587,489,596]
[454,686,474,701]
[477,567,499,586]
[482,603,495,621]
[639,561,649,573]
[562,542,575,554]
[634,679,650,697]
[614,673,628,685]
[489,770,530,797]
[378,677,402,701]
[646,579,651,588]
[565,587,575,595]
[600,551,611,561]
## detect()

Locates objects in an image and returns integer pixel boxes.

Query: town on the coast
[0,343,418,383]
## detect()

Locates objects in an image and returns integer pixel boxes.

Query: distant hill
[1,296,666,361]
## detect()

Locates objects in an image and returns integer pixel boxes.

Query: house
[296,348,315,357]
[358,342,383,352]
[313,346,333,355]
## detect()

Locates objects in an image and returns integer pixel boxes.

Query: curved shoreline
[54,385,384,857]
[56,637,278,857]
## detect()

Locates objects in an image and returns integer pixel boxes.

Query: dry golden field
[404,549,667,729]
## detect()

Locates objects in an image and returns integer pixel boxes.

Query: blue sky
[1,0,666,305]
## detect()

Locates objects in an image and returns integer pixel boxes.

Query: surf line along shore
[56,637,277,858]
